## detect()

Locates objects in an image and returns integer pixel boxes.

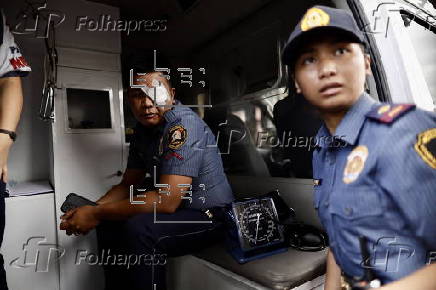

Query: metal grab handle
[39,20,57,121]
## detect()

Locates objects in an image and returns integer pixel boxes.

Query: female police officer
[282,5,436,290]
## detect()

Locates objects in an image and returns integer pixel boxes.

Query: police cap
[282,5,367,67]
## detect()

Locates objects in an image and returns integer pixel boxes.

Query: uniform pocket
[330,187,383,220]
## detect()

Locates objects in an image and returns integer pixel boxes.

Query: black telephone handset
[60,193,97,213]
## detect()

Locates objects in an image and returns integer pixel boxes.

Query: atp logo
[363,1,436,38]
[12,1,65,38]
[9,237,65,272]
[361,237,415,273]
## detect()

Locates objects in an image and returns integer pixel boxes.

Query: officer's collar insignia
[343,145,368,184]
[415,128,436,169]
[167,125,187,150]
[377,104,391,114]
[301,7,330,32]
[366,104,415,123]
[313,179,322,186]
[164,151,184,161]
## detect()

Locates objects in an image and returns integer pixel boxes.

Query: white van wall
[3,0,122,185]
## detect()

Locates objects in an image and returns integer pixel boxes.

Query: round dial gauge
[239,203,276,245]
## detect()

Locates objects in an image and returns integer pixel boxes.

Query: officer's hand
[60,209,77,235]
[64,205,100,235]
[0,134,13,183]
[60,219,76,236]
[60,208,77,220]
[59,220,75,236]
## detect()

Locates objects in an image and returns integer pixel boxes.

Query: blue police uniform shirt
[312,92,436,284]
[127,101,235,210]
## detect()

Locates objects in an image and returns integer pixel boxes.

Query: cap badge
[301,7,330,32]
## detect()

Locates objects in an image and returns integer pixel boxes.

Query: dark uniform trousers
[0,181,7,290]
[96,208,225,290]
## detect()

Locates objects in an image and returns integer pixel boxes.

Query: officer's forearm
[0,77,23,131]
[380,264,436,290]
[325,249,342,290]
[97,184,130,205]
[94,190,179,220]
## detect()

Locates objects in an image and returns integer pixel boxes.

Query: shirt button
[344,207,353,216]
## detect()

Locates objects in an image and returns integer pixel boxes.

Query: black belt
[341,272,382,289]
[203,206,228,222]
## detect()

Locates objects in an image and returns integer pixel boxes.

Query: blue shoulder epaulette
[366,103,415,123]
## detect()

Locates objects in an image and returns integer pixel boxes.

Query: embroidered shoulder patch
[167,125,187,150]
[366,104,415,123]
[415,128,436,169]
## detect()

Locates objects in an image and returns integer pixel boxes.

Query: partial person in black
[0,10,31,290]
[273,94,322,178]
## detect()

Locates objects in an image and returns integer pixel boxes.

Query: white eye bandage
[140,79,170,105]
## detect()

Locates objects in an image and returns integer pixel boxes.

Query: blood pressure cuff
[0,10,31,78]
[223,190,327,253]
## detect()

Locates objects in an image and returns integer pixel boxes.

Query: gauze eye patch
[140,79,170,105]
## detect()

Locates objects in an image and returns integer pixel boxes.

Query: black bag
[257,189,296,224]
[61,193,97,213]
[257,190,327,252]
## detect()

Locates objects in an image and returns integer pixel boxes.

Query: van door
[51,67,124,290]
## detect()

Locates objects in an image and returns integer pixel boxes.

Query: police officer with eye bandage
[60,70,234,290]
[282,5,436,290]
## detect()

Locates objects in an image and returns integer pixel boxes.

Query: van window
[66,88,112,129]
[401,10,436,107]
[203,90,322,179]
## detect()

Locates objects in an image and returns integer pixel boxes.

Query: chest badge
[343,145,369,184]
[167,125,187,150]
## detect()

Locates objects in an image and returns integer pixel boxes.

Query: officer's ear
[359,43,372,76]
[294,81,301,94]
[364,53,371,76]
[288,61,301,94]
[289,72,302,94]
[170,87,176,104]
